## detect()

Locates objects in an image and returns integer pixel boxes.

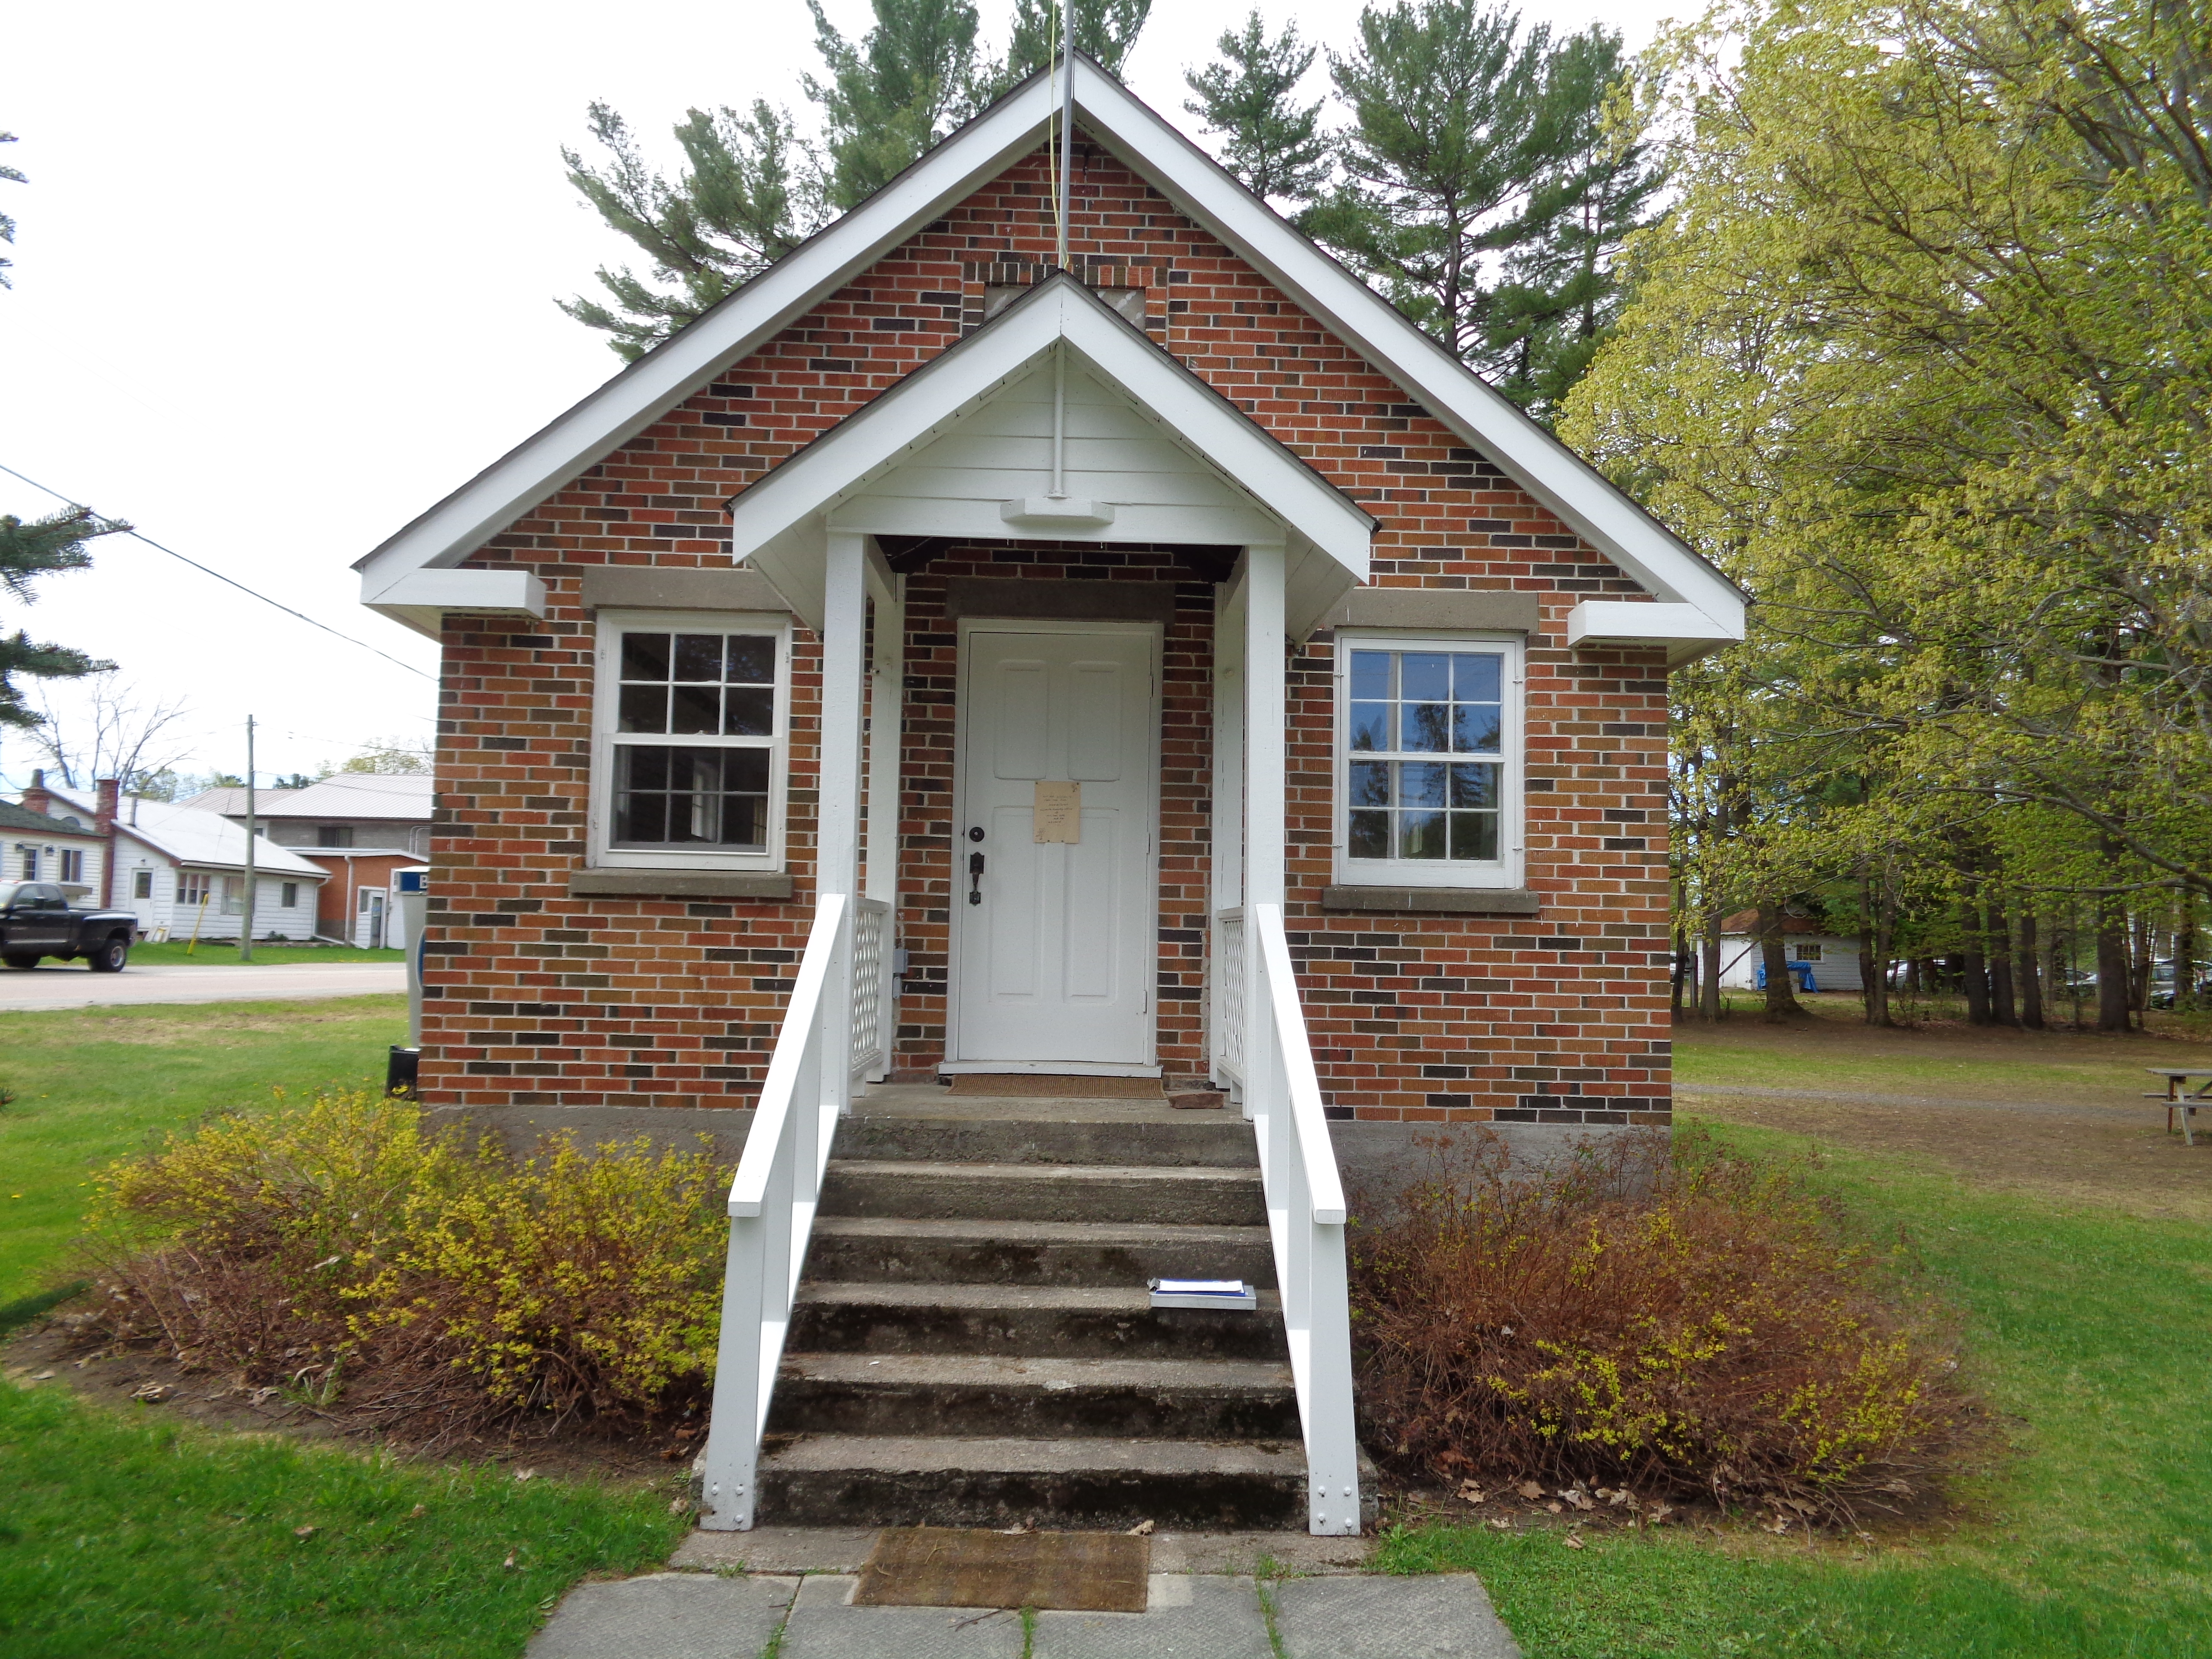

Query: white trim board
[354,55,1745,658]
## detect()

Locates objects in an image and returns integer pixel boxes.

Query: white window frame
[589,608,793,872]
[1332,629,1525,890]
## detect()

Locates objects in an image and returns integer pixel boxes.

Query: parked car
[0,881,139,971]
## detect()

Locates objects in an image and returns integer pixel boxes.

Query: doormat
[854,1527,1151,1612]
[945,1075,1163,1098]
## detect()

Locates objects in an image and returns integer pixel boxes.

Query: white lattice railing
[1213,907,1246,1085]
[851,896,890,1082]
[697,893,848,1531]
[1246,902,1363,1536]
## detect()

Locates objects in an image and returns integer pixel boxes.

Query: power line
[0,460,438,682]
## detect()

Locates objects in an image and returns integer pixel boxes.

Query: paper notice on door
[1032,780,1081,843]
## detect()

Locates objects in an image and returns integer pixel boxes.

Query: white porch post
[1209,573,1246,1089]
[819,530,869,1113]
[1242,544,1286,1126]
[862,557,904,1082]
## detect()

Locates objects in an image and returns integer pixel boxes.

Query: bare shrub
[81,1091,727,1443]
[1349,1127,1975,1521]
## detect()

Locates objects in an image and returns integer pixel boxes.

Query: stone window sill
[568,870,796,900]
[1320,885,1541,915]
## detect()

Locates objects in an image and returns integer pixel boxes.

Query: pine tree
[1004,0,1153,79]
[806,0,988,211]
[0,508,124,730]
[559,100,820,362]
[1311,0,1651,414]
[0,131,21,288]
[1182,11,1330,207]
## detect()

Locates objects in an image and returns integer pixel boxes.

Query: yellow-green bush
[84,1091,727,1437]
[1350,1128,1975,1520]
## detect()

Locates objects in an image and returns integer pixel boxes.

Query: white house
[34,784,328,943]
[0,794,109,897]
[1715,912,1865,992]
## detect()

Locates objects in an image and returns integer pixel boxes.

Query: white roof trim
[357,56,1743,655]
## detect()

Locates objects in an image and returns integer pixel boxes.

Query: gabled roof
[245,773,434,821]
[48,788,327,878]
[0,799,105,839]
[357,56,1745,655]
[735,274,1376,632]
[182,787,304,815]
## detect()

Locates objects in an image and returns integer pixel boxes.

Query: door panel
[956,628,1155,1066]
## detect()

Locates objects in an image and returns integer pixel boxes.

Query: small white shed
[1715,915,1865,993]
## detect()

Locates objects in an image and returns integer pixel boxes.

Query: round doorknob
[967,826,984,842]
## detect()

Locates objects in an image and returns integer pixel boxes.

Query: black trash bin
[386,1045,421,1098]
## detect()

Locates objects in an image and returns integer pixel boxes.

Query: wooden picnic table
[2144,1069,2212,1146]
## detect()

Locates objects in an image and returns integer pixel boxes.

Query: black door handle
[968,851,985,905]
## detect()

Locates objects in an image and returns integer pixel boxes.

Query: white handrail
[1248,901,1361,1534]
[697,892,848,1531]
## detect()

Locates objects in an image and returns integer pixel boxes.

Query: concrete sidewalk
[0,960,405,1012]
[527,1530,1520,1659]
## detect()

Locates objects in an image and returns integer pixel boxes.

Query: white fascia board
[1063,61,1747,630]
[362,568,547,638]
[729,279,1373,580]
[353,73,1071,596]
[1567,600,1744,668]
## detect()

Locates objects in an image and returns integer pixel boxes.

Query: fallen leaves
[512,1468,536,1483]
[129,1381,176,1404]
[1456,1481,1487,1505]
[1562,1533,1586,1549]
[1517,1480,1543,1500]
[1125,1519,1155,1536]
[292,1525,317,1540]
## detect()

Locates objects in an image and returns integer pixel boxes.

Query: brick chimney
[21,768,53,818]
[96,778,120,906]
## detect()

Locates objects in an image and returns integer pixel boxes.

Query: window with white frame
[1793,942,1824,962]
[281,881,299,908]
[58,849,83,883]
[178,871,212,908]
[1334,633,1522,888]
[132,868,153,899]
[591,611,790,870]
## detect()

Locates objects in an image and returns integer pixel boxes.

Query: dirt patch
[1681,1090,2212,1223]
[0,1319,697,1490]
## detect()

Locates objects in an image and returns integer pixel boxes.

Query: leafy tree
[1182,11,1331,206]
[0,509,123,730]
[1004,0,1153,79]
[339,738,433,775]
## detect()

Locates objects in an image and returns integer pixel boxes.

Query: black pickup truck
[0,882,138,972]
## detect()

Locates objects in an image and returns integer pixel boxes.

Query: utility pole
[240,715,257,962]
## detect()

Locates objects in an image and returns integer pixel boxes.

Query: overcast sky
[0,0,1679,792]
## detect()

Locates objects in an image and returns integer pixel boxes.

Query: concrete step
[789,1281,1291,1361]
[767,1352,1300,1439]
[835,1113,1255,1169]
[757,1433,1307,1530]
[805,1215,1278,1288]
[819,1159,1267,1226]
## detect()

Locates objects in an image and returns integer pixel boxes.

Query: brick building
[356,61,1742,1534]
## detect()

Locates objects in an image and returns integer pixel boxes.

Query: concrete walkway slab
[1032,1574,1274,1658]
[778,1574,1027,1658]
[525,1572,798,1658]
[1275,1572,1522,1659]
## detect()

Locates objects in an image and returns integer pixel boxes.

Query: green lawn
[0,995,407,1303]
[1376,1121,2212,1656]
[0,1381,687,1659]
[122,942,407,967]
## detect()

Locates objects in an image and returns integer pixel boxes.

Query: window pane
[614,744,768,851]
[1349,650,1392,700]
[673,633,724,681]
[719,794,769,847]
[1399,762,1447,808]
[723,687,774,737]
[1402,703,1451,751]
[1348,702,1391,751]
[1349,760,1392,807]
[1348,811,1391,859]
[619,685,668,733]
[616,789,668,844]
[1452,654,1501,702]
[621,632,671,681]
[1450,812,1498,861]
[1449,763,1498,808]
[1399,810,1447,860]
[1400,653,1451,701]
[726,635,775,684]
[1452,704,1501,753]
[723,749,771,791]
[624,746,669,790]
[670,684,720,734]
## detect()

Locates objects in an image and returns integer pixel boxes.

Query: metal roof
[46,787,328,878]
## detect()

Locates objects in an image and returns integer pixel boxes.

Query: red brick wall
[419,136,1671,1127]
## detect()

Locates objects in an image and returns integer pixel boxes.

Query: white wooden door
[954,625,1157,1068]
